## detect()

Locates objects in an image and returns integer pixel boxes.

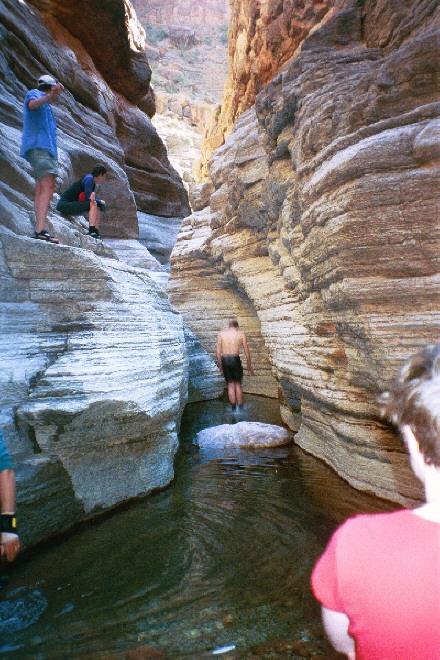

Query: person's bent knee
[56,199,90,216]
[56,199,68,214]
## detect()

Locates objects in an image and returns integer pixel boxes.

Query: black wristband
[1,514,17,534]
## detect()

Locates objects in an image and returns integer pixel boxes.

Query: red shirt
[311,510,440,659]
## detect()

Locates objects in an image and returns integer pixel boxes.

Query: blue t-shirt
[0,431,13,472]
[20,89,58,160]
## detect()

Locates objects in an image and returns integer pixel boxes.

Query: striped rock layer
[170,0,440,505]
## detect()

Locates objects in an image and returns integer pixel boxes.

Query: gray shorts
[27,148,58,180]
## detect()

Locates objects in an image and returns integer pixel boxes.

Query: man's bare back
[216,321,254,374]
[217,327,245,356]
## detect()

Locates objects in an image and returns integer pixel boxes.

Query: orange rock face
[197,0,333,178]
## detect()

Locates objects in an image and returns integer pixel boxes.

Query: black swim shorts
[221,355,243,383]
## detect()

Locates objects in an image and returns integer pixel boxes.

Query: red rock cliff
[198,0,333,176]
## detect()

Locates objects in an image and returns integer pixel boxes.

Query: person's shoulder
[82,173,93,183]
[341,510,411,536]
[25,89,40,101]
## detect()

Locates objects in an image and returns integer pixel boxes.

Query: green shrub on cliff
[218,25,228,45]
[145,25,168,45]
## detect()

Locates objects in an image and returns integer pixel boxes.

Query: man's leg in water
[227,382,237,406]
[234,382,243,406]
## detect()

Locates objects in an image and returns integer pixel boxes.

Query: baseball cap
[38,74,57,86]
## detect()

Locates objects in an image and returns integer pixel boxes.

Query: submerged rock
[195,422,292,448]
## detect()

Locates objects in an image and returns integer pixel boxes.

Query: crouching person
[57,164,108,239]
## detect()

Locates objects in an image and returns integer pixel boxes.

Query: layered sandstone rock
[170,0,440,505]
[0,0,195,547]
[155,92,216,135]
[197,0,333,177]
[1,214,190,546]
[150,113,203,191]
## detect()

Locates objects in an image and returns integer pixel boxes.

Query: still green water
[0,396,396,658]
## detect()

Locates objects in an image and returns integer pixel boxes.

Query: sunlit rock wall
[0,0,193,547]
[171,0,440,505]
[4,235,187,541]
[197,0,333,177]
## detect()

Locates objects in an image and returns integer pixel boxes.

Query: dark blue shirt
[59,174,102,205]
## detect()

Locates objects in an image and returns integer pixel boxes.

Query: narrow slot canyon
[0,0,438,655]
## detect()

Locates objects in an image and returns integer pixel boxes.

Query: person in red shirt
[311,344,440,659]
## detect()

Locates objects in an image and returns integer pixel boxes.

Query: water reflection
[0,396,396,657]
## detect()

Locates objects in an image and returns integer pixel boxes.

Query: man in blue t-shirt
[21,74,64,244]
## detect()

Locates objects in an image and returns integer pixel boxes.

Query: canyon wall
[131,0,231,27]
[0,0,219,549]
[198,0,334,177]
[170,0,440,505]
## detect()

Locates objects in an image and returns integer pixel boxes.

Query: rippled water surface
[1,396,396,657]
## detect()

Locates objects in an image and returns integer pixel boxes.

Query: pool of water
[0,396,396,658]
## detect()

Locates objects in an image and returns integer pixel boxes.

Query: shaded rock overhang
[26,0,151,104]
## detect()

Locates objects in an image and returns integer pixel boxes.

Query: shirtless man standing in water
[216,319,254,409]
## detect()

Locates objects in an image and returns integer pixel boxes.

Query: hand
[1,535,20,562]
[50,82,64,97]
[248,366,255,375]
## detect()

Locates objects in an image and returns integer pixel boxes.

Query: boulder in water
[195,421,291,448]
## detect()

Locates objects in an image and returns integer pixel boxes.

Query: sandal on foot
[87,229,100,239]
[34,230,60,244]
